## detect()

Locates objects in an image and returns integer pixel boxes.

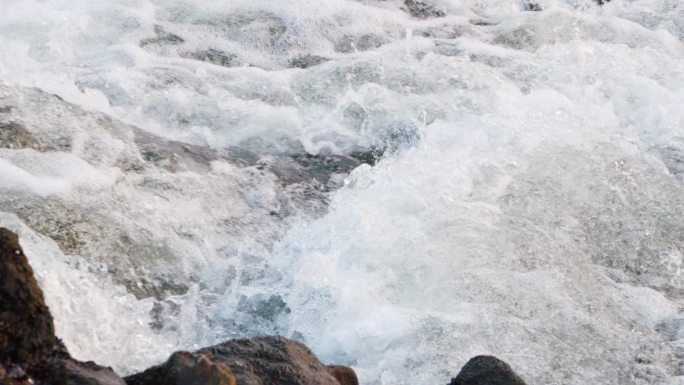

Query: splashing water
[1,0,683,384]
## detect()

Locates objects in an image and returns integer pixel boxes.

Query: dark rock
[0,364,28,385]
[449,356,526,385]
[125,336,344,385]
[469,19,497,26]
[326,365,358,385]
[140,25,184,47]
[132,127,221,173]
[351,147,385,167]
[184,49,240,68]
[122,352,235,385]
[42,359,126,385]
[288,55,330,69]
[0,228,58,369]
[522,0,542,11]
[0,229,127,385]
[403,0,447,19]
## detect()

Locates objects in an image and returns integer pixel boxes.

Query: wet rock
[493,27,538,51]
[184,49,241,68]
[42,359,126,385]
[522,0,542,11]
[122,352,235,385]
[0,228,58,369]
[449,356,526,385]
[351,147,385,167]
[0,122,39,150]
[140,25,184,47]
[267,152,361,190]
[334,34,386,53]
[654,141,684,181]
[0,229,126,385]
[125,336,344,385]
[0,363,29,385]
[326,365,359,385]
[288,55,330,69]
[403,0,447,19]
[132,128,221,173]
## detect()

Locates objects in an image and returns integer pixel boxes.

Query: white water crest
[1,0,683,384]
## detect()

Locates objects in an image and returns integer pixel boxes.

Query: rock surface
[125,336,349,385]
[0,228,57,370]
[122,352,236,385]
[42,358,127,385]
[0,228,125,385]
[326,365,359,385]
[403,0,447,19]
[449,356,526,385]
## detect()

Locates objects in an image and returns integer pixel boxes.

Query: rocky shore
[1,228,527,385]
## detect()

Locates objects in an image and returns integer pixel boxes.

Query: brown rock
[124,352,235,385]
[0,229,127,385]
[326,365,359,385]
[449,355,526,385]
[0,228,58,369]
[41,358,127,385]
[126,336,341,385]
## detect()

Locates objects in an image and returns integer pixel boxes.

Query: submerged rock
[334,34,386,53]
[449,356,526,385]
[183,49,241,68]
[125,336,351,385]
[403,0,447,19]
[0,122,39,150]
[288,55,330,69]
[522,0,542,11]
[140,25,184,47]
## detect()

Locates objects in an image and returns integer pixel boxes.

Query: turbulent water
[1,0,683,384]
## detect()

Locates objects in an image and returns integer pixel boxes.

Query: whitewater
[1,0,683,384]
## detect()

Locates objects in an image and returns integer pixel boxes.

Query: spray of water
[1,0,683,384]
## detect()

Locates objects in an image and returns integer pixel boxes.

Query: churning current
[0,0,683,384]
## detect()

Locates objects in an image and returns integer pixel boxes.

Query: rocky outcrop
[0,228,125,385]
[0,228,58,370]
[449,356,526,385]
[125,336,349,385]
[326,365,359,385]
[121,352,236,385]
[42,358,126,385]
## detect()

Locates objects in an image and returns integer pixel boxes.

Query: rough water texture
[0,0,683,384]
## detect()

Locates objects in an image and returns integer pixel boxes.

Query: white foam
[1,0,683,384]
